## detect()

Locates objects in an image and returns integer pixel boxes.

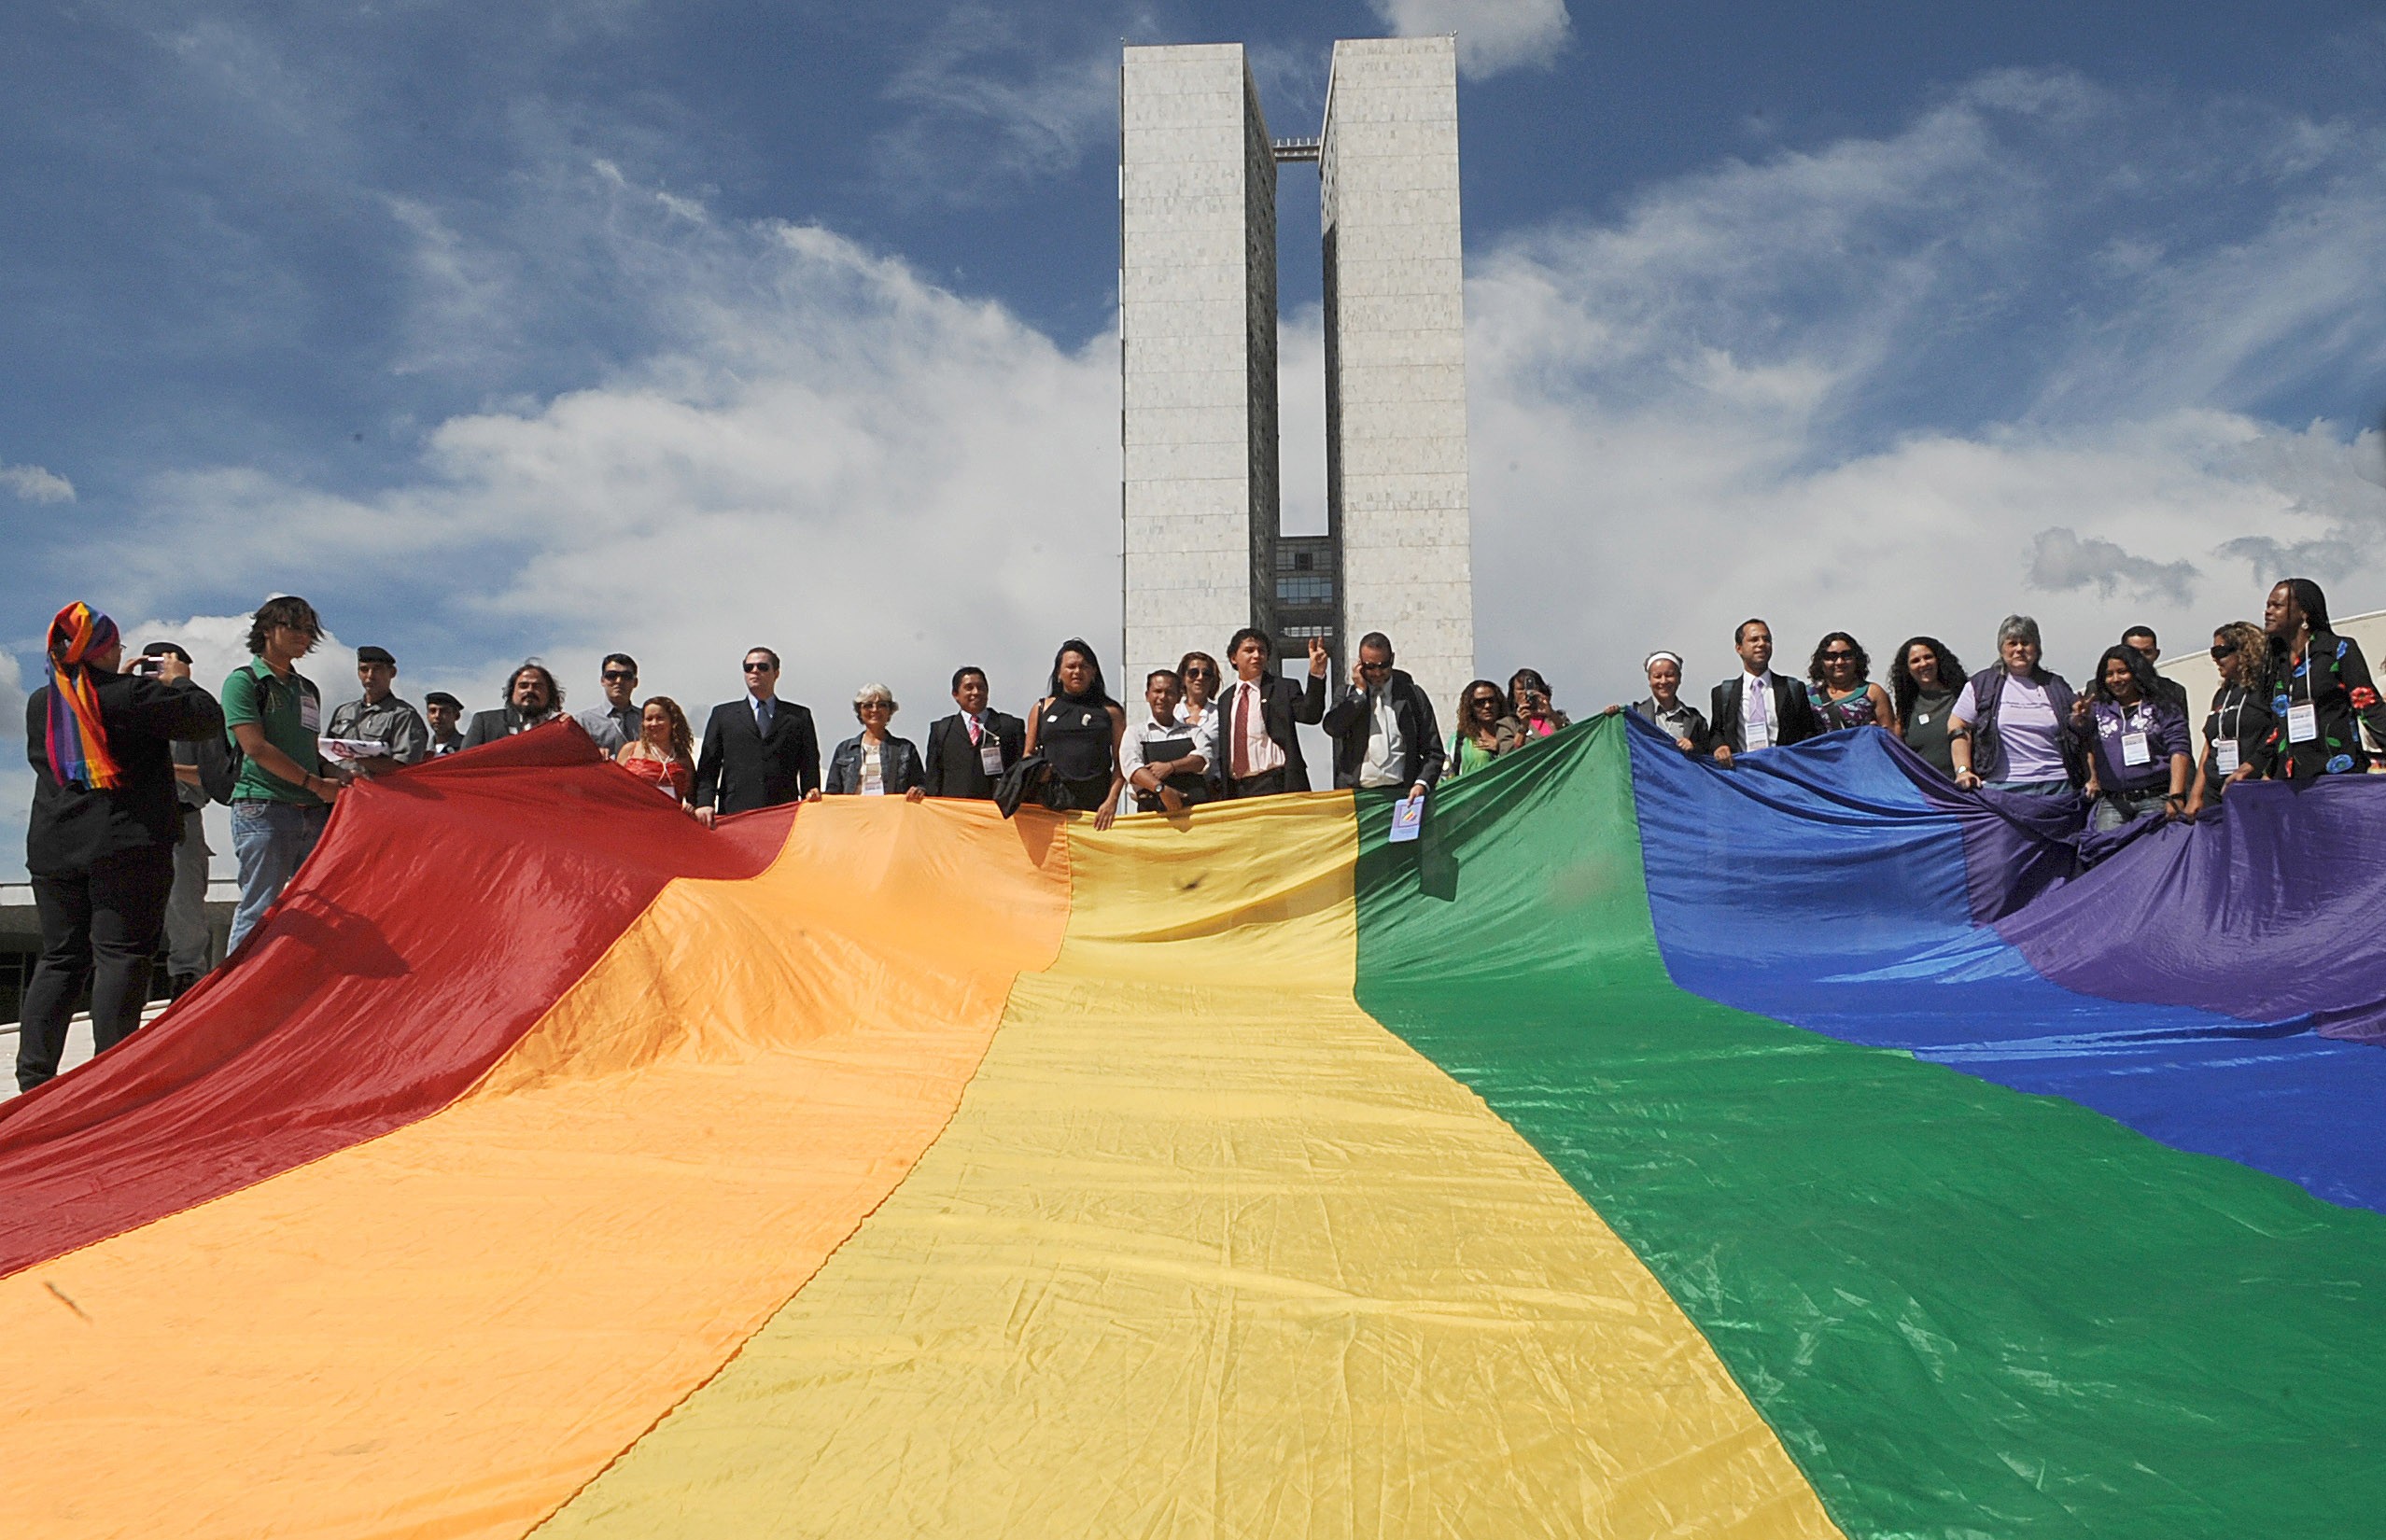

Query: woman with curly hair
[2259,578,2386,782]
[2182,622,2273,815]
[1444,679,1522,779]
[1889,637,1965,777]
[617,695,696,807]
[1805,632,1893,733]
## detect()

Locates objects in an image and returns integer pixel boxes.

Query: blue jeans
[229,799,330,953]
[2092,787,2169,832]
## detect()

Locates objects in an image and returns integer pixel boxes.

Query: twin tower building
[1120,37,1473,717]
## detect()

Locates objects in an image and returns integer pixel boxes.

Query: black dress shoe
[170,973,201,999]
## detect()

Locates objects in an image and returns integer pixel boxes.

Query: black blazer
[919,710,1026,799]
[25,674,224,876]
[1321,670,1445,791]
[461,705,561,749]
[695,695,821,813]
[1709,675,1822,754]
[1214,671,1326,789]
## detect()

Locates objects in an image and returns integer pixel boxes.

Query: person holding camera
[19,603,225,1091]
[1508,667,1570,741]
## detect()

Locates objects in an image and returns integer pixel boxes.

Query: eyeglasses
[743,661,776,673]
[603,670,636,681]
[1821,651,1858,662]
[859,700,891,711]
[2210,644,2236,660]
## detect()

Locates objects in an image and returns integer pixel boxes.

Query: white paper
[2288,702,2319,743]
[318,737,388,763]
[2121,730,2151,767]
[1388,793,1425,844]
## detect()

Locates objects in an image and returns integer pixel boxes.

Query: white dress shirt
[1219,679,1286,777]
[1741,671,1776,749]
[1356,690,1407,789]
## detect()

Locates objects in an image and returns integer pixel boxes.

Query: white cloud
[874,5,1147,201]
[1368,0,1570,79]
[84,186,1121,769]
[1,461,76,503]
[1462,70,2386,711]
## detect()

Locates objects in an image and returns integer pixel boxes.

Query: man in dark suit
[2122,624,2193,717]
[1320,631,1443,799]
[694,647,821,827]
[1212,627,1326,797]
[461,662,566,748]
[912,665,1025,801]
[1708,618,1821,763]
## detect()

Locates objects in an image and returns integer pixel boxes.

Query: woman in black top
[20,602,224,1091]
[2183,621,2275,816]
[1024,638,1128,829]
[2259,578,2386,782]
[1889,637,1966,777]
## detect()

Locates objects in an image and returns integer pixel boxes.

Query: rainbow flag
[5,718,2382,1537]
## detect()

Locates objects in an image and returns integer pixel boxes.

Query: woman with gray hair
[1946,615,2087,796]
[825,682,924,796]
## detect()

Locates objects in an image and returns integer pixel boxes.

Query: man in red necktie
[1217,628,1328,798]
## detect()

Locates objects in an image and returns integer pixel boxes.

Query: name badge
[1746,720,1775,750]
[2121,731,2151,767]
[2288,702,2318,743]
[979,737,1004,776]
[299,692,321,734]
[2215,740,2241,776]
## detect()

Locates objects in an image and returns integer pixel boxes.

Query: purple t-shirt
[1952,673,2067,784]
[2081,697,2189,792]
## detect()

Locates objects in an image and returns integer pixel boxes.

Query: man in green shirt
[222,595,344,952]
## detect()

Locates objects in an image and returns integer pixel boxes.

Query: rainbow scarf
[44,600,122,791]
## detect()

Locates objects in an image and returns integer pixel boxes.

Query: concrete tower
[1320,36,1472,719]
[1121,36,1471,720]
[1118,45,1279,687]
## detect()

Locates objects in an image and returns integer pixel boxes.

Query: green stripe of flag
[1354,716,2386,1536]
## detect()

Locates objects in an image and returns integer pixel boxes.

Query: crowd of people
[17,577,2382,1091]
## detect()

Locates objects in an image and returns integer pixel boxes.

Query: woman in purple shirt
[2069,644,2192,832]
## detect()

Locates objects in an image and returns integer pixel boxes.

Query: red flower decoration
[2352,685,2380,710]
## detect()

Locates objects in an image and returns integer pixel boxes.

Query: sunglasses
[2210,644,2237,660]
[1469,694,1500,708]
[603,670,636,681]
[1183,667,1214,679]
[1821,651,1858,662]
[743,661,777,673]
[1358,661,1391,674]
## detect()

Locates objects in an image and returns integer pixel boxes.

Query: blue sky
[5,0,2384,872]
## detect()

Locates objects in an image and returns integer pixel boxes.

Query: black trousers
[1230,769,1291,799]
[16,845,175,1093]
